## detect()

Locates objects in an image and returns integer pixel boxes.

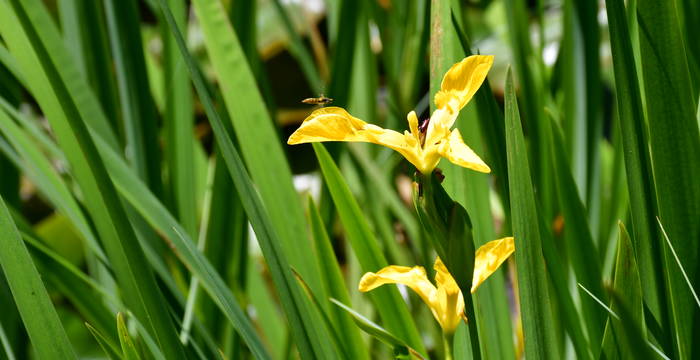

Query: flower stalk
[443,331,455,360]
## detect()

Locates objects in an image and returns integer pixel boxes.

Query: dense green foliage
[0,0,698,359]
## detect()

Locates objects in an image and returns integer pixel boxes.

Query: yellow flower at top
[358,237,514,334]
[288,55,494,174]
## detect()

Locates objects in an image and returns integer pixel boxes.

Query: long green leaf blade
[549,119,605,346]
[0,195,76,359]
[117,313,143,360]
[330,299,425,360]
[160,0,197,237]
[503,0,554,219]
[57,0,120,132]
[604,0,666,330]
[0,104,105,262]
[638,0,700,356]
[103,0,163,193]
[601,222,646,359]
[504,69,559,359]
[307,198,370,360]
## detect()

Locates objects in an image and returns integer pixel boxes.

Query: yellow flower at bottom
[358,237,514,334]
[287,55,494,174]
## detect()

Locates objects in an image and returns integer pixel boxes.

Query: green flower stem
[464,299,482,360]
[443,331,455,360]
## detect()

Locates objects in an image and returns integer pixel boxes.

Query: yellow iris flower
[358,237,514,334]
[288,55,494,174]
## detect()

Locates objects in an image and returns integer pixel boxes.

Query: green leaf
[503,0,554,220]
[94,116,270,358]
[198,153,249,357]
[20,231,119,348]
[291,269,349,360]
[160,0,197,237]
[117,313,143,360]
[307,198,370,360]
[327,0,359,106]
[348,144,420,247]
[57,0,120,132]
[0,104,106,262]
[0,195,76,359]
[414,173,481,358]
[581,283,658,359]
[549,118,605,346]
[450,15,510,215]
[246,257,286,359]
[429,0,460,115]
[638,0,700,356]
[330,299,426,360]
[346,0,377,121]
[86,323,122,360]
[561,0,589,201]
[448,16,516,359]
[601,222,646,359]
[657,218,700,310]
[428,4,484,356]
[504,69,560,359]
[0,2,118,152]
[313,142,426,354]
[0,42,26,87]
[561,0,604,217]
[604,0,667,330]
[103,0,163,193]
[0,2,187,358]
[0,322,16,360]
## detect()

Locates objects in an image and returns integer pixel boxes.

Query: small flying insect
[302,94,333,105]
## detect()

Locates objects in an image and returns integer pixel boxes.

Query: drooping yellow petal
[437,129,491,173]
[434,281,464,333]
[433,257,459,292]
[433,258,464,333]
[471,237,515,292]
[358,238,512,335]
[358,265,436,306]
[434,55,494,112]
[288,107,432,172]
[287,107,379,144]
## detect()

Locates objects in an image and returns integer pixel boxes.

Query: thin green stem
[464,299,482,360]
[443,332,455,360]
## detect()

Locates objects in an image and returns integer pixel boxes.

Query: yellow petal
[287,107,374,144]
[434,280,465,333]
[358,265,436,306]
[433,257,459,292]
[471,237,515,293]
[434,55,494,112]
[438,129,491,173]
[433,258,464,333]
[407,110,420,139]
[288,107,429,172]
[424,108,457,149]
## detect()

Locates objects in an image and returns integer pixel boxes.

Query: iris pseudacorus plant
[358,237,514,334]
[287,55,494,175]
